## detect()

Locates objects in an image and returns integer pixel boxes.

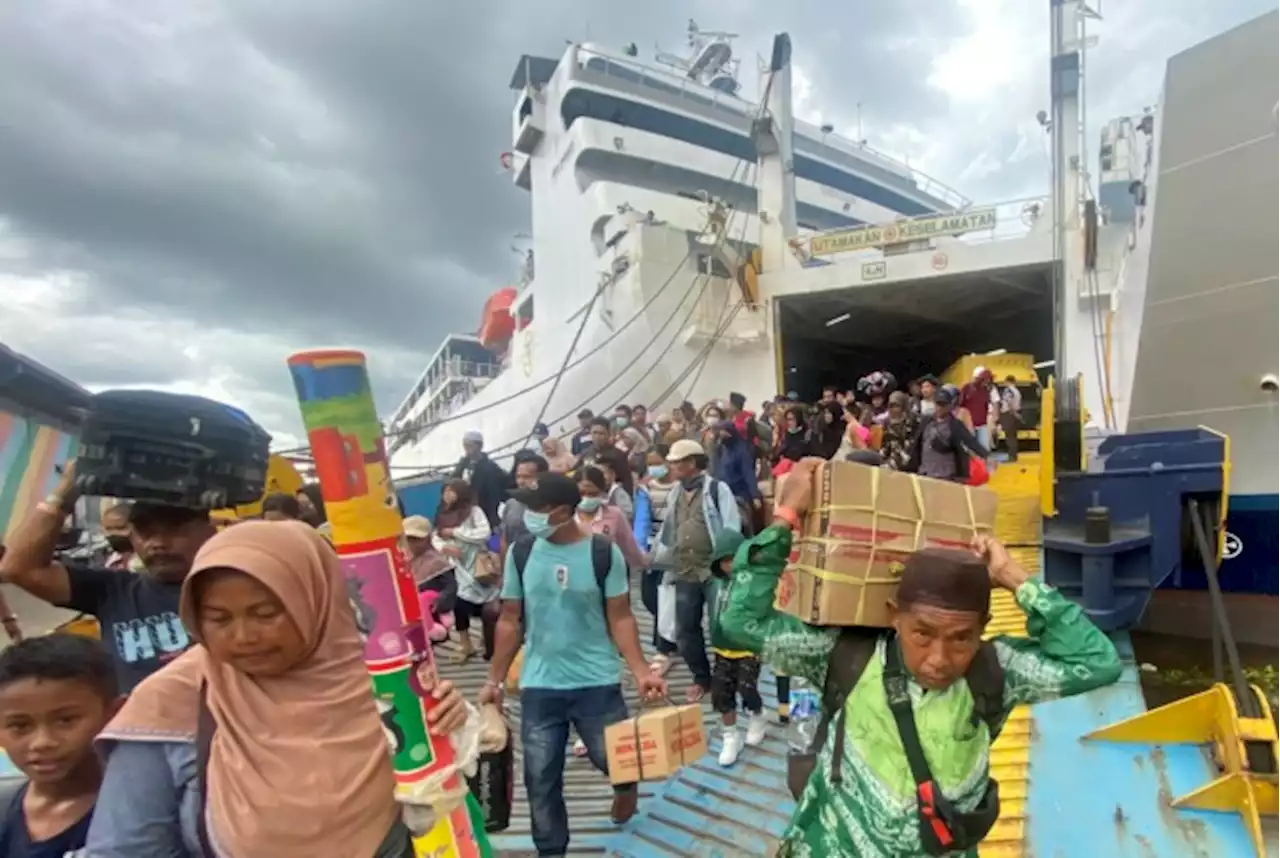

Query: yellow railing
[1039,379,1056,518]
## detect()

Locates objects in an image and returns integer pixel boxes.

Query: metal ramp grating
[440,464,1042,857]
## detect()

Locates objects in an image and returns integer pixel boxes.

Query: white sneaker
[744,712,768,747]
[718,728,744,766]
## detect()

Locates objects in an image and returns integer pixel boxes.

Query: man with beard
[0,462,209,692]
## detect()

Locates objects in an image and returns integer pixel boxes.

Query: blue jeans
[640,569,678,655]
[521,684,636,856]
[675,578,714,689]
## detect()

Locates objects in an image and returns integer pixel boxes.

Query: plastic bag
[466,704,514,832]
[657,581,678,644]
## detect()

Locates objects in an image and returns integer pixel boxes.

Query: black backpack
[75,389,271,509]
[704,477,755,538]
[510,533,614,616]
[786,628,1006,855]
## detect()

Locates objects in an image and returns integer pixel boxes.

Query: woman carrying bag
[433,480,498,662]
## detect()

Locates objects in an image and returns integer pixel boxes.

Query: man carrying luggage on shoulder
[713,458,1123,857]
[0,462,209,693]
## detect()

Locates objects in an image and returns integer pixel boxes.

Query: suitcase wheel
[75,474,102,496]
[199,489,228,510]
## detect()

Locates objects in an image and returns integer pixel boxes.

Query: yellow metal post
[1039,379,1056,518]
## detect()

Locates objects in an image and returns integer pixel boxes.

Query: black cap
[508,472,581,510]
[532,422,549,436]
[933,385,958,406]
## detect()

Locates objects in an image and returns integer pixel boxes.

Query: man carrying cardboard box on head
[713,458,1123,858]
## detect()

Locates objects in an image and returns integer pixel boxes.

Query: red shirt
[960,383,993,425]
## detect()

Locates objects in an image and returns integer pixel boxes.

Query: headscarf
[98,521,397,858]
[540,437,576,473]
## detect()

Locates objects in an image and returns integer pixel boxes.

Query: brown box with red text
[604,704,706,784]
[774,461,997,627]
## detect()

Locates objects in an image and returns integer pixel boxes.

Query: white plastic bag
[657,581,678,644]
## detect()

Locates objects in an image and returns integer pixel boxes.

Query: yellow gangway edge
[978,444,1043,858]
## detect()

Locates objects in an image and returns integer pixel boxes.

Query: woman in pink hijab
[540,436,577,473]
[86,520,469,857]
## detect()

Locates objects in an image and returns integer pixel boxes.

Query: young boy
[0,634,121,857]
[707,529,768,766]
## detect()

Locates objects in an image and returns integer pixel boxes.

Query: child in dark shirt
[0,635,122,858]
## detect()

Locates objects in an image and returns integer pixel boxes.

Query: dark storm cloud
[6,0,1268,439]
[0,1,961,356]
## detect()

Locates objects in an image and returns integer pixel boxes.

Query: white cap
[666,439,706,462]
[403,515,432,539]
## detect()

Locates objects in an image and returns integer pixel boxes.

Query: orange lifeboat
[479,287,518,349]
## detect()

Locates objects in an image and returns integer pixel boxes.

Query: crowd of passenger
[0,364,1110,858]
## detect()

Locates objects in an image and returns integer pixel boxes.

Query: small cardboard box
[775,461,997,628]
[605,704,706,784]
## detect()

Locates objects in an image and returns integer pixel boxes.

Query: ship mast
[751,34,799,277]
[1049,0,1101,384]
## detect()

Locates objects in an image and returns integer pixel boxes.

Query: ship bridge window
[515,295,534,329]
[694,253,732,279]
[560,88,933,217]
[775,263,1054,407]
[519,96,533,123]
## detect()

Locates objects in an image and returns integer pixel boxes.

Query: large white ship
[388,13,1277,594]
[384,21,970,470]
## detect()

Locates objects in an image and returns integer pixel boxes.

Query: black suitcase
[75,390,271,509]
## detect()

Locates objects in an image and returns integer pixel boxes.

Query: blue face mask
[578,497,602,513]
[647,465,669,480]
[523,509,560,539]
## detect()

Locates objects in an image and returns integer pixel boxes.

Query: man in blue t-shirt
[479,473,667,858]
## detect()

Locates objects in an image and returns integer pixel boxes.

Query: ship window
[519,96,533,123]
[695,253,732,279]
[560,88,933,217]
[516,296,534,328]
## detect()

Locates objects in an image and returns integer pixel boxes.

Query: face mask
[578,497,602,513]
[615,416,629,428]
[647,465,668,479]
[523,509,562,539]
[105,535,133,553]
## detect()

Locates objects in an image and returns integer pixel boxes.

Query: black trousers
[455,597,498,659]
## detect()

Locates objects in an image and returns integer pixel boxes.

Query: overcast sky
[1,0,1274,450]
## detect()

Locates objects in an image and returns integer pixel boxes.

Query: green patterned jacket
[713,524,1123,857]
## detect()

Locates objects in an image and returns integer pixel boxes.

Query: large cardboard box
[775,461,998,627]
[605,704,706,785]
